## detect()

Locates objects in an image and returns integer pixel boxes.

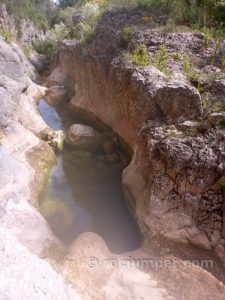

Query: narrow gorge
[0,1,225,299]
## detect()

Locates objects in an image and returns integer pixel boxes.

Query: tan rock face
[51,10,225,267]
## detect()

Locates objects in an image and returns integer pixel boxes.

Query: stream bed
[38,100,141,254]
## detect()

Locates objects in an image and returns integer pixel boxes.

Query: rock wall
[50,10,225,263]
[0,36,81,298]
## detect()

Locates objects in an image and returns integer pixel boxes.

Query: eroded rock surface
[49,9,225,298]
[0,37,81,299]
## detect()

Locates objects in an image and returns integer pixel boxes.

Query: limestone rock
[209,112,225,126]
[48,130,65,153]
[67,124,103,153]
[45,85,67,106]
[211,80,225,103]
[30,53,48,73]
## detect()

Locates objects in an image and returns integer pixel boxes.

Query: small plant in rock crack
[122,26,132,42]
[151,45,171,76]
[132,44,150,66]
[212,102,225,113]
[217,121,225,129]
[222,56,225,70]
[182,56,201,83]
[202,94,210,110]
[220,182,225,190]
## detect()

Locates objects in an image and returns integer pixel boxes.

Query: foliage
[218,121,225,129]
[34,40,56,58]
[220,182,225,189]
[34,21,72,57]
[58,0,79,8]
[132,44,149,66]
[3,0,58,29]
[106,0,225,26]
[182,55,201,82]
[57,0,107,44]
[212,102,225,112]
[0,28,12,43]
[150,45,171,76]
[122,26,132,42]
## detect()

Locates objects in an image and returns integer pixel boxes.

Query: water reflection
[38,100,141,254]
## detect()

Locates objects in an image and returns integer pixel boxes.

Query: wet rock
[67,124,103,153]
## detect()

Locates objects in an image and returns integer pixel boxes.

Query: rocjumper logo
[87,257,214,270]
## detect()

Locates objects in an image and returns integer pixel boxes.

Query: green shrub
[182,56,201,82]
[107,0,225,26]
[122,26,132,42]
[0,29,12,43]
[132,44,149,66]
[4,0,58,30]
[34,40,56,58]
[150,45,171,75]
[212,102,225,112]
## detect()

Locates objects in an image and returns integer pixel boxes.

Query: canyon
[0,6,225,300]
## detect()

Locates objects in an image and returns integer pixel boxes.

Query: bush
[122,26,132,42]
[0,29,12,43]
[150,45,170,75]
[4,0,58,30]
[107,0,225,26]
[34,40,56,58]
[132,44,149,66]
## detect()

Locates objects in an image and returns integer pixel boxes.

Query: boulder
[45,85,67,106]
[30,53,48,73]
[211,80,225,102]
[67,124,103,153]
[209,112,225,126]
[47,130,65,153]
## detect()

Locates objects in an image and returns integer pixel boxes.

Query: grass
[182,56,201,83]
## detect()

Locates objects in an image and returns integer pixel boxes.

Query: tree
[58,0,78,8]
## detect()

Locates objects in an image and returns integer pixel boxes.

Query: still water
[38,100,141,254]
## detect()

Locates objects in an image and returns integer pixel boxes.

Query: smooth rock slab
[0,225,81,300]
